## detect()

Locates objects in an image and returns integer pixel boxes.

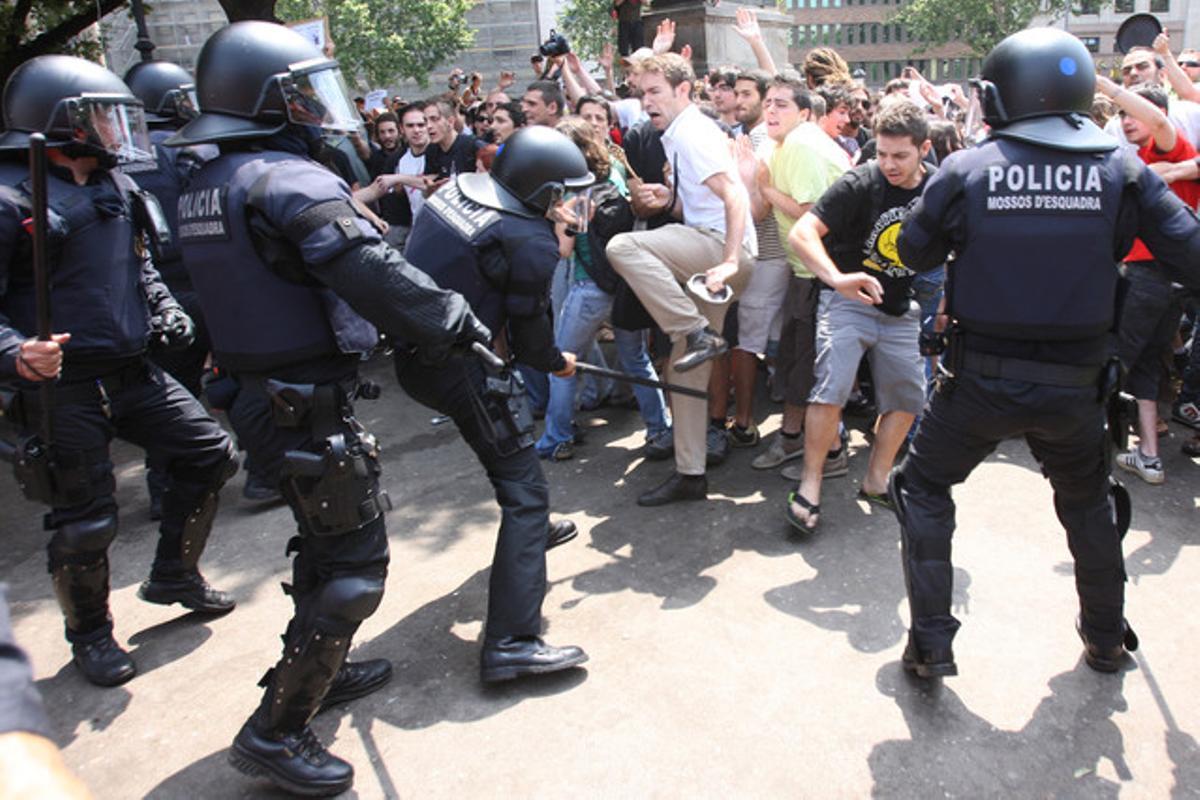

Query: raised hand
[652,18,676,54]
[732,7,761,43]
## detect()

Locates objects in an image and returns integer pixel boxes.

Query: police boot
[70,627,136,688]
[51,557,135,687]
[480,636,589,683]
[230,716,353,798]
[1076,616,1137,674]
[230,627,357,795]
[141,487,235,613]
[901,634,957,679]
[318,658,393,712]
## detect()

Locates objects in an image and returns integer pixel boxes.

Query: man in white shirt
[1103,48,1200,150]
[606,53,757,506]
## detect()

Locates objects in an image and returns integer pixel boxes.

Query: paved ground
[3,357,1199,798]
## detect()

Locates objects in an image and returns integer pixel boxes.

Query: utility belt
[958,351,1102,388]
[16,359,152,418]
[257,377,391,537]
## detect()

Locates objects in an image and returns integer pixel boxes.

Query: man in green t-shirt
[750,79,849,475]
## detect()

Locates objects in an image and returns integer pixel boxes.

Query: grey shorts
[809,290,926,414]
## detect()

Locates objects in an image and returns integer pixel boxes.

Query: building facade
[101,0,227,78]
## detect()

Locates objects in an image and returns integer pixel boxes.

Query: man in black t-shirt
[782,100,933,534]
[421,97,477,182]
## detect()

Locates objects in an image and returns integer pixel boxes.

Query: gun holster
[265,379,390,536]
[466,366,535,457]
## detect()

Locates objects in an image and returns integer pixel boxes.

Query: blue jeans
[536,279,670,455]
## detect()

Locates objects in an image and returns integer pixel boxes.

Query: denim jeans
[536,279,670,455]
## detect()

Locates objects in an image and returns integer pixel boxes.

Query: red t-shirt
[1125,128,1200,263]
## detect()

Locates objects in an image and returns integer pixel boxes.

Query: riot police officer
[397,125,590,683]
[891,29,1200,678]
[0,57,239,687]
[166,22,489,795]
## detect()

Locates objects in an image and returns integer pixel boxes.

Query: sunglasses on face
[478,117,493,124]
[1180,61,1200,68]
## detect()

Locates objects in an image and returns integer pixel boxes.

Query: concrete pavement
[2,357,1198,798]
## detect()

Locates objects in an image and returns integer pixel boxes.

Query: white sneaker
[751,433,804,469]
[1116,448,1164,485]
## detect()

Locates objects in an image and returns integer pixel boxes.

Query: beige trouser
[606,224,755,475]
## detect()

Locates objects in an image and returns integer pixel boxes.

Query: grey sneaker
[751,433,804,469]
[643,428,674,461]
[781,448,849,482]
[706,422,730,466]
[1115,447,1164,485]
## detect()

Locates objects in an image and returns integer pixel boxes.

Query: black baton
[574,360,708,400]
[28,133,54,447]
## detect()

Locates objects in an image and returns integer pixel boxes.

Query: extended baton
[28,133,54,447]
[574,360,707,400]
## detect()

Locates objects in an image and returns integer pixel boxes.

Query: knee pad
[49,514,118,564]
[312,575,385,633]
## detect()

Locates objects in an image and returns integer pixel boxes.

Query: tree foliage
[0,0,127,85]
[273,0,475,87]
[557,0,616,61]
[891,0,1052,57]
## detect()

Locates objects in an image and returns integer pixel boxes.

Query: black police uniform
[123,128,216,397]
[0,156,237,679]
[176,133,480,742]
[892,135,1200,673]
[397,180,564,644]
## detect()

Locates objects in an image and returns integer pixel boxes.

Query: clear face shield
[67,94,154,164]
[281,60,364,135]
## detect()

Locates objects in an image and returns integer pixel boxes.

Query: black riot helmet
[124,60,198,126]
[166,21,363,146]
[0,54,153,165]
[972,28,1114,153]
[457,126,594,218]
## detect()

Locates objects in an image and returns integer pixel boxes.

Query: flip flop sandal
[857,488,896,511]
[785,491,820,534]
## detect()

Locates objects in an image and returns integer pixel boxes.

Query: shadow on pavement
[36,665,132,749]
[869,660,1134,797]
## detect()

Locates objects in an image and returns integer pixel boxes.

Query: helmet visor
[71,95,153,164]
[164,85,199,121]
[283,63,363,135]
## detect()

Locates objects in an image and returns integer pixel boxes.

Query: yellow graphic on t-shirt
[863,220,907,276]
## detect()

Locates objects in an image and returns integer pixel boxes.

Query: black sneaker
[230,720,353,797]
[727,422,760,448]
[71,633,136,687]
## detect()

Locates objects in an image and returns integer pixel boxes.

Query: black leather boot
[480,636,588,683]
[319,658,393,711]
[230,716,353,797]
[673,326,727,373]
[70,628,136,687]
[139,567,236,614]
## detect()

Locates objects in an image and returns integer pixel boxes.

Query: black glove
[148,306,195,352]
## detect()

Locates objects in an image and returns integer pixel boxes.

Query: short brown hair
[872,99,929,146]
[639,53,695,90]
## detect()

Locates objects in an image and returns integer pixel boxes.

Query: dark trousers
[228,371,389,729]
[17,360,233,640]
[394,352,548,640]
[894,366,1125,652]
[617,18,644,56]
[147,289,213,498]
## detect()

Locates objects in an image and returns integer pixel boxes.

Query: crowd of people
[1,12,1199,797]
[345,14,1199,516]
